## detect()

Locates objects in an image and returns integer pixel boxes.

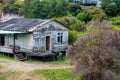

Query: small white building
[0,18,68,59]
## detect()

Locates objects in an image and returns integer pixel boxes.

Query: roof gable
[30,21,68,32]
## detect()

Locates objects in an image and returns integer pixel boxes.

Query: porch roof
[0,30,25,34]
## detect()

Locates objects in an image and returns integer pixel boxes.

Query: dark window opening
[0,35,5,46]
[57,33,63,44]
[15,34,18,39]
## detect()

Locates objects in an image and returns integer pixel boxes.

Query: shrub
[110,17,120,26]
[78,6,107,22]
[1,0,24,15]
[67,25,120,80]
[101,0,111,10]
[69,30,79,44]
[56,15,86,32]
[101,0,120,16]
[67,3,82,16]
[76,12,86,22]
[105,4,117,17]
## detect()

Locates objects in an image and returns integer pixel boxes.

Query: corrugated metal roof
[0,18,50,32]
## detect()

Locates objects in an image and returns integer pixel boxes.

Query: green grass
[32,68,81,80]
[46,56,68,65]
[0,71,21,80]
[0,54,14,60]
[26,56,69,66]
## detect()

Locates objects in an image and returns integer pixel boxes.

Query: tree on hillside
[1,0,24,15]
[24,0,68,18]
[24,0,33,17]
[101,0,111,9]
[67,3,81,16]
[1,0,68,18]
[57,15,85,32]
[77,6,107,22]
[105,4,117,17]
[101,0,120,16]
[67,22,120,80]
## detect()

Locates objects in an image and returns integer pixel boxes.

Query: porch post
[13,34,16,54]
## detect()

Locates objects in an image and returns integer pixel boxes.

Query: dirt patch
[0,58,71,72]
[0,58,71,80]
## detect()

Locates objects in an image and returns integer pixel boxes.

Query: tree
[1,0,68,18]
[101,0,120,16]
[67,23,120,80]
[101,0,111,9]
[105,4,117,17]
[69,30,79,44]
[0,0,24,15]
[24,0,68,18]
[77,6,107,22]
[111,17,120,26]
[67,3,81,16]
[76,12,86,22]
[56,15,85,32]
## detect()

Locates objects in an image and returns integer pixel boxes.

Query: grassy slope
[0,54,80,80]
[0,54,14,60]
[0,66,81,80]
[31,68,81,80]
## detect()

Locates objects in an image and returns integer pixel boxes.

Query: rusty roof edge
[28,19,53,32]
[28,18,68,32]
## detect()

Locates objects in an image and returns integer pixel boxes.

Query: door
[0,35,5,46]
[46,36,50,50]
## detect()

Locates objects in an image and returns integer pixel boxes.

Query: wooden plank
[0,46,13,53]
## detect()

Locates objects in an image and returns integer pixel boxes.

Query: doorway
[0,35,5,46]
[46,36,50,50]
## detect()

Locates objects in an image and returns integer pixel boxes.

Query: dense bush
[1,1,24,14]
[111,17,120,26]
[110,17,120,30]
[1,0,68,18]
[101,0,111,10]
[77,6,107,22]
[105,4,117,17]
[67,3,82,16]
[67,24,120,80]
[101,0,120,17]
[76,12,86,22]
[1,0,19,15]
[57,15,85,32]
[69,30,79,44]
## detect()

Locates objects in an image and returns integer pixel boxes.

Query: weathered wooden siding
[37,21,68,31]
[33,21,68,52]
[52,31,68,51]
[3,21,68,53]
[5,33,33,50]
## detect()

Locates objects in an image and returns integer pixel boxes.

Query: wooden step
[14,53,27,61]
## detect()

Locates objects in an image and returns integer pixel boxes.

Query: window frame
[34,38,44,46]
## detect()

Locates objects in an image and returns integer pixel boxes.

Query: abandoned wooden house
[0,18,68,60]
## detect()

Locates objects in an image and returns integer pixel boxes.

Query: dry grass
[0,58,72,80]
[0,65,76,80]
[0,65,47,80]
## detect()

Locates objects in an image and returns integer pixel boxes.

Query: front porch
[0,46,59,61]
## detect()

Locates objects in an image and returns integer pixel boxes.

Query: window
[34,38,44,46]
[35,38,39,46]
[39,39,44,45]
[57,33,63,44]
